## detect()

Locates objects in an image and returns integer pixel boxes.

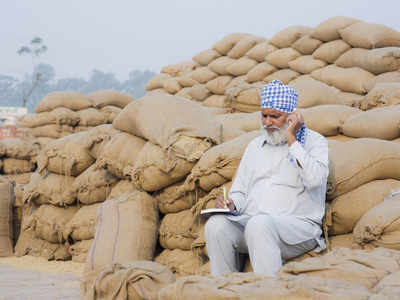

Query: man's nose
[264,117,272,126]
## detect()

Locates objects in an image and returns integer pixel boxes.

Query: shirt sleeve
[289,134,329,189]
[228,142,252,213]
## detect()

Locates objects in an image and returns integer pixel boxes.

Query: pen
[223,186,227,208]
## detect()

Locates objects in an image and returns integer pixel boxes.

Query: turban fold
[260,80,306,146]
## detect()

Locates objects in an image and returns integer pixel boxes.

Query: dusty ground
[0,256,83,300]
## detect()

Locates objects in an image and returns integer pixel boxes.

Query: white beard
[260,121,289,146]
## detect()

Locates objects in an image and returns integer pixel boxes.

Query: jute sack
[2,158,35,174]
[29,124,74,138]
[339,21,400,48]
[127,142,195,192]
[216,112,260,132]
[155,248,209,278]
[336,47,400,75]
[265,69,299,84]
[73,164,118,205]
[290,79,342,108]
[202,95,230,108]
[107,180,136,200]
[363,71,400,93]
[182,131,261,192]
[77,108,107,127]
[246,62,277,82]
[22,172,76,206]
[288,55,327,74]
[291,35,323,55]
[114,94,221,161]
[154,181,206,214]
[222,127,246,142]
[3,172,34,184]
[287,74,313,85]
[18,107,80,128]
[69,239,92,263]
[205,76,232,94]
[175,87,194,100]
[265,48,301,68]
[208,56,236,75]
[85,124,120,159]
[145,73,171,91]
[176,75,198,88]
[26,204,79,243]
[32,137,55,150]
[192,48,221,66]
[270,25,311,48]
[310,16,360,42]
[0,138,39,159]
[340,106,400,140]
[372,270,400,299]
[226,74,247,89]
[280,247,400,290]
[159,209,201,250]
[15,228,70,260]
[227,35,264,59]
[188,84,210,101]
[81,261,175,300]
[100,105,121,123]
[231,102,260,113]
[353,192,400,250]
[87,90,135,109]
[35,91,93,113]
[64,203,100,242]
[360,82,400,110]
[338,92,364,107]
[161,60,198,77]
[158,272,371,300]
[226,57,257,76]
[311,65,374,94]
[226,83,262,106]
[73,125,94,133]
[326,138,400,200]
[85,191,158,273]
[202,106,228,116]
[189,67,217,84]
[300,105,361,136]
[95,132,146,179]
[0,178,14,256]
[245,41,277,62]
[37,132,94,176]
[162,78,182,94]
[213,33,249,55]
[326,179,400,235]
[312,39,351,63]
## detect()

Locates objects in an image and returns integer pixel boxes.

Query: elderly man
[205,80,329,277]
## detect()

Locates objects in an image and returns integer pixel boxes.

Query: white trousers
[205,214,317,277]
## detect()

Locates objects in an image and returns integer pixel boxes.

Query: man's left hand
[285,111,304,146]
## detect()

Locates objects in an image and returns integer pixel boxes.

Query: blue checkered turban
[260,80,306,146]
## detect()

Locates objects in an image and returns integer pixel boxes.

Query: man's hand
[285,110,304,146]
[216,194,235,210]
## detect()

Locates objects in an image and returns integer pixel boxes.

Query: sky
[1,0,400,81]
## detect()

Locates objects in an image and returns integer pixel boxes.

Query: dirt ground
[0,256,83,300]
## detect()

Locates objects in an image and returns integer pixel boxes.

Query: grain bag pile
[17,90,134,144]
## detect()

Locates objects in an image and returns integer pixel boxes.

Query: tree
[17,37,48,107]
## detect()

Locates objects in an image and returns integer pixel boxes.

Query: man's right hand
[216,194,235,210]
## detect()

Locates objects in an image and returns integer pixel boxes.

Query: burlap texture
[193,48,221,66]
[0,178,14,256]
[246,62,277,82]
[245,41,277,61]
[18,107,80,128]
[85,191,158,274]
[0,138,39,160]
[161,60,198,77]
[353,192,400,250]
[360,82,400,110]
[327,138,400,200]
[312,39,351,63]
[87,90,135,109]
[81,261,175,300]
[35,91,93,113]
[64,203,100,241]
[265,69,299,84]
[270,26,311,48]
[266,48,301,69]
[216,112,260,133]
[37,132,95,176]
[69,239,93,263]
[363,71,400,93]
[213,33,249,55]
[291,35,322,55]
[326,179,400,235]
[288,55,327,74]
[208,56,236,75]
[205,76,232,95]
[2,158,35,174]
[310,16,360,42]
[73,165,118,205]
[226,57,258,76]
[95,132,146,179]
[100,105,121,123]
[227,35,264,59]
[189,67,217,84]
[340,105,400,140]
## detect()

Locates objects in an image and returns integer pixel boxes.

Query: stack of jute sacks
[144,16,400,117]
[17,90,134,147]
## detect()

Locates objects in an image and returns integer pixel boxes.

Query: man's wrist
[287,134,296,146]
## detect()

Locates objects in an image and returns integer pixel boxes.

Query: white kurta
[228,128,329,250]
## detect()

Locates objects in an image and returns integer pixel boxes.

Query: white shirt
[228,129,329,250]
